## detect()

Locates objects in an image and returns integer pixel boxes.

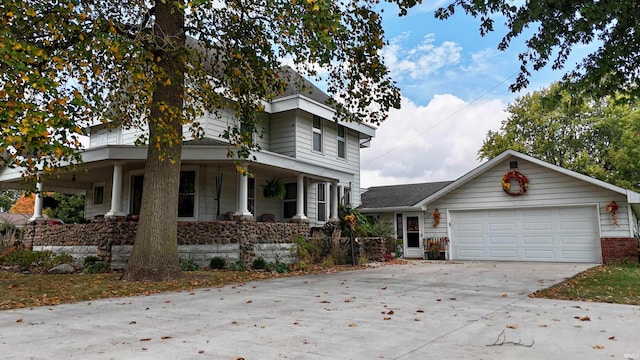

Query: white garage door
[450,206,601,263]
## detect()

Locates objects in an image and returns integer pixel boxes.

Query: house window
[396,213,403,238]
[130,171,196,217]
[317,183,326,222]
[312,115,323,152]
[178,171,196,218]
[283,182,297,218]
[337,125,346,159]
[248,177,255,214]
[93,185,104,205]
[341,186,351,206]
[130,175,144,215]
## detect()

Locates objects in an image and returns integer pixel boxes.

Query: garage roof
[360,181,452,211]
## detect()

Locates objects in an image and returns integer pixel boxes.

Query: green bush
[0,247,73,272]
[228,259,247,271]
[252,256,267,270]
[83,261,111,274]
[180,259,201,271]
[266,259,290,273]
[46,253,74,269]
[209,256,227,270]
[84,255,101,266]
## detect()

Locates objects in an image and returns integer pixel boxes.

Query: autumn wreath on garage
[501,170,529,196]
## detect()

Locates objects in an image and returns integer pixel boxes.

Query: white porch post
[234,166,253,219]
[105,162,125,217]
[29,178,45,221]
[329,181,339,222]
[292,174,308,222]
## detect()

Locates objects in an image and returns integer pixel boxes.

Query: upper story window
[337,124,346,159]
[312,115,323,153]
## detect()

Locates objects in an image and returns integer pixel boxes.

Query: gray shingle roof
[360,181,453,209]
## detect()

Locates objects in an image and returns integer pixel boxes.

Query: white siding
[269,112,296,156]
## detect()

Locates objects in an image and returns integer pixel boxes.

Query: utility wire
[363,72,518,164]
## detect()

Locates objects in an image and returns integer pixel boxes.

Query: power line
[363,72,518,164]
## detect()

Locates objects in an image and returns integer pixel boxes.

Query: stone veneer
[24,217,309,266]
[600,237,639,263]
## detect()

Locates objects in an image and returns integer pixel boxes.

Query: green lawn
[530,263,640,305]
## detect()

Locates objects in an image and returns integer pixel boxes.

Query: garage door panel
[458,249,485,258]
[523,222,553,231]
[458,223,483,232]
[489,236,517,245]
[450,206,601,263]
[490,249,518,259]
[523,235,553,245]
[560,235,594,245]
[458,236,483,245]
[488,223,517,231]
[524,250,555,260]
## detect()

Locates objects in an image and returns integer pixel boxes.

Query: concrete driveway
[1,261,639,359]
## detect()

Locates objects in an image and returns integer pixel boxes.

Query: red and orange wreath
[501,170,529,196]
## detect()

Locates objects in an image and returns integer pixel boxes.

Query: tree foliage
[435,1,640,98]
[1,0,420,280]
[43,193,86,223]
[0,190,20,212]
[479,83,640,190]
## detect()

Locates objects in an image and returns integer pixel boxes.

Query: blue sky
[360,1,593,188]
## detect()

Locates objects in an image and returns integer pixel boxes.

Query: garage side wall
[428,156,635,262]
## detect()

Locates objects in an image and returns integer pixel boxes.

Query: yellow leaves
[67,2,74,11]
[6,11,14,18]
[12,43,22,51]
[26,8,36,17]
[164,78,172,86]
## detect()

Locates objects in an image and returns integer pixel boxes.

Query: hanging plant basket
[262,177,286,199]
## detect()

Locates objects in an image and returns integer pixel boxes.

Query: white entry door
[404,213,423,258]
[449,206,601,263]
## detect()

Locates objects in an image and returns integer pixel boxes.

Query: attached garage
[359,150,640,264]
[449,206,601,263]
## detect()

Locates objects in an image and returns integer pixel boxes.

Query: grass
[530,262,640,305]
[0,265,360,310]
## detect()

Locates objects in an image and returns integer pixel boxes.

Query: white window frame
[178,167,199,220]
[317,183,327,222]
[337,124,346,159]
[93,182,105,205]
[312,115,323,153]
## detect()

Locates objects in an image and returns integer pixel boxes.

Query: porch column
[29,178,45,221]
[329,181,339,222]
[234,166,253,219]
[105,162,125,217]
[292,174,308,222]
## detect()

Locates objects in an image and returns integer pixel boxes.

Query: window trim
[93,183,105,205]
[317,183,327,222]
[337,124,346,159]
[312,115,323,153]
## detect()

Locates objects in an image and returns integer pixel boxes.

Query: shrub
[252,256,267,270]
[321,255,335,268]
[180,259,201,271]
[228,259,247,271]
[84,255,101,266]
[292,235,318,264]
[0,247,73,272]
[270,259,290,273]
[84,261,111,274]
[46,253,74,269]
[209,256,227,270]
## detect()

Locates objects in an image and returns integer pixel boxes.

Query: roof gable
[416,149,636,207]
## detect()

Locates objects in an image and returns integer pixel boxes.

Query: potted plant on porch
[425,237,448,260]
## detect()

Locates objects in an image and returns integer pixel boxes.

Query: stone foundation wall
[600,237,639,263]
[355,237,386,262]
[24,218,309,266]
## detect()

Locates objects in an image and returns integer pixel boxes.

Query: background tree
[0,190,20,212]
[43,193,86,224]
[1,0,419,280]
[479,83,640,190]
[435,1,640,98]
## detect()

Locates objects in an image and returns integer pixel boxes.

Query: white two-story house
[0,67,374,227]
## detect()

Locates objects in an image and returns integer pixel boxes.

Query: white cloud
[360,94,507,187]
[382,34,462,80]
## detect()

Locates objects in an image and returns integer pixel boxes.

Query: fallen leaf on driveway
[161,336,172,340]
[501,293,508,298]
[608,336,615,340]
[592,345,604,349]
[383,317,391,320]
[416,309,424,313]
[246,300,252,304]
[348,323,357,327]
[140,338,152,342]
[539,324,548,328]
[16,319,22,323]
[506,324,519,329]
[577,316,591,321]
[414,318,421,321]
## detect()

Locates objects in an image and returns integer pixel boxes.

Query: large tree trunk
[122,1,185,281]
